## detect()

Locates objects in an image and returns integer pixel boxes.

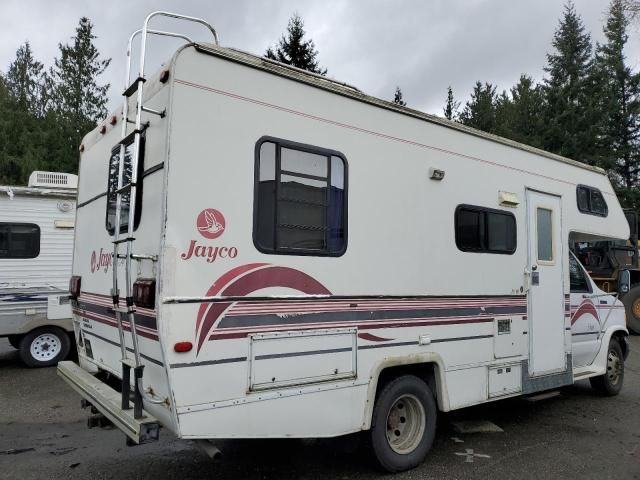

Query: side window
[455,205,516,254]
[106,136,145,235]
[254,138,347,256]
[569,253,591,293]
[576,185,608,217]
[0,223,40,258]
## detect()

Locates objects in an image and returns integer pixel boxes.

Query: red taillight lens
[69,275,81,299]
[174,342,193,353]
[133,278,156,308]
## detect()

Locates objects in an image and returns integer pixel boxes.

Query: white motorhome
[1,171,77,367]
[58,13,631,472]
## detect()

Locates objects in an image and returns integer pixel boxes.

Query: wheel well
[612,331,629,359]
[375,363,439,405]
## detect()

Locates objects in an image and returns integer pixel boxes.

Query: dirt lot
[1,336,639,480]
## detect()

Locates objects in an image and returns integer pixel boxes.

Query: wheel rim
[632,298,640,318]
[385,394,426,455]
[30,333,62,362]
[606,348,622,385]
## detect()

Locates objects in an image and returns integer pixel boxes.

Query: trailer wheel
[7,335,22,350]
[590,339,624,396]
[18,327,70,368]
[622,284,640,334]
[370,375,437,472]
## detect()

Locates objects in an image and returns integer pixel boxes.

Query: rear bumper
[57,361,160,444]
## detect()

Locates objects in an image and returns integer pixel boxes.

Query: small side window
[455,205,516,254]
[254,137,347,256]
[0,223,40,259]
[106,136,145,235]
[536,208,553,262]
[576,185,608,217]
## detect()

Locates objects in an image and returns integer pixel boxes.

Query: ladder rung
[112,237,136,245]
[115,183,137,194]
[120,124,149,146]
[121,358,136,369]
[123,76,146,98]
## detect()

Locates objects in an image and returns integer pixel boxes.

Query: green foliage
[495,75,545,148]
[443,86,460,121]
[393,86,406,106]
[0,17,111,186]
[266,13,327,75]
[459,81,498,133]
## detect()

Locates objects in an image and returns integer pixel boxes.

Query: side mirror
[618,269,631,295]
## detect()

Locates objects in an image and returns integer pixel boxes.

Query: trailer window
[254,138,347,256]
[537,208,554,262]
[105,136,145,235]
[455,205,516,254]
[0,223,40,259]
[576,185,608,217]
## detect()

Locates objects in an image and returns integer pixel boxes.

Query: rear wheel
[622,284,640,334]
[590,339,624,396]
[18,327,71,368]
[370,375,437,472]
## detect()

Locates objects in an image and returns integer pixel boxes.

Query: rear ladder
[111,11,219,419]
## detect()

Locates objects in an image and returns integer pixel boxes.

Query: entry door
[526,189,566,376]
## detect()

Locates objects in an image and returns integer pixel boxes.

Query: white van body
[58,15,630,471]
[0,171,77,366]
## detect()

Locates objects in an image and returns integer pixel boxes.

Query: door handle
[531,264,538,271]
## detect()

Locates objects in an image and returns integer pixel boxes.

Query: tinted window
[0,223,40,258]
[537,208,553,262]
[255,138,347,256]
[569,254,590,292]
[106,136,145,235]
[576,185,608,217]
[455,206,516,254]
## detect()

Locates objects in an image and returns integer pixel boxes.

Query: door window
[537,208,553,262]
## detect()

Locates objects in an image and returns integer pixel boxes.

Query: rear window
[105,136,145,235]
[576,185,608,217]
[0,223,40,258]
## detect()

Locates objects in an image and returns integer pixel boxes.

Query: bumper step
[57,361,160,444]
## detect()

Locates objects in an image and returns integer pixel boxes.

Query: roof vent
[28,171,78,189]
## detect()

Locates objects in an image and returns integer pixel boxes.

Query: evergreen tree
[5,42,45,116]
[49,17,111,173]
[593,0,640,209]
[495,75,545,147]
[265,13,327,75]
[541,2,597,163]
[393,86,407,106]
[459,81,498,133]
[443,86,460,120]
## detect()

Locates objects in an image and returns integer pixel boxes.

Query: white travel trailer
[1,171,77,367]
[58,12,631,472]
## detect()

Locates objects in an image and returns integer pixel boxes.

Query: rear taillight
[133,278,156,308]
[69,275,81,299]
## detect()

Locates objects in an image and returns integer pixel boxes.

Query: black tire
[622,284,640,334]
[370,375,437,473]
[18,327,71,368]
[7,335,22,350]
[589,339,624,396]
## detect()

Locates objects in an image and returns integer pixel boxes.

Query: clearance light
[174,342,193,353]
[79,144,85,152]
[133,278,156,308]
[160,69,170,83]
[109,115,117,125]
[99,125,107,134]
[69,276,82,299]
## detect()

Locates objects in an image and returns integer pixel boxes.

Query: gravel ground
[0,336,639,480]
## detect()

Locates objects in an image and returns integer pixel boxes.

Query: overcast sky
[1,1,638,116]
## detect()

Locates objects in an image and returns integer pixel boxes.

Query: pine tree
[459,81,498,133]
[443,86,460,120]
[5,42,45,116]
[593,0,640,209]
[541,2,597,163]
[393,86,407,106]
[265,13,327,75]
[495,75,545,147]
[49,17,111,173]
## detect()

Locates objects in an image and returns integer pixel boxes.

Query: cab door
[569,252,602,367]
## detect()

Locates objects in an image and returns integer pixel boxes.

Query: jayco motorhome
[1,171,77,367]
[58,12,631,472]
